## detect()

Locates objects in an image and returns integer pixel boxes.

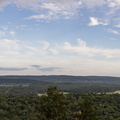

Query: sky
[0,0,120,76]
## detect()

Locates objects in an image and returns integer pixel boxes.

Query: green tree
[36,86,70,120]
[79,98,97,120]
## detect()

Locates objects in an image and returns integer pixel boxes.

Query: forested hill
[0,75,120,84]
[0,75,120,94]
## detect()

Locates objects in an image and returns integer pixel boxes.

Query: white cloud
[26,14,55,20]
[0,26,8,30]
[108,29,120,34]
[108,0,120,7]
[1,37,120,60]
[81,0,106,8]
[25,0,82,20]
[88,17,99,26]
[88,17,108,26]
[0,0,119,26]
[19,40,50,56]
[0,31,5,36]
[0,0,105,9]
[10,31,15,36]
[0,26,16,38]
[77,38,86,47]
[0,39,51,58]
[0,26,50,57]
[0,39,20,57]
[0,0,12,10]
[38,41,50,50]
[0,39,19,50]
[115,24,120,28]
[50,48,59,55]
[60,39,120,58]
[106,0,120,17]
[12,0,40,8]
[108,2,117,7]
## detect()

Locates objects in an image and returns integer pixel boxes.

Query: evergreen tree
[79,97,97,120]
[36,86,70,120]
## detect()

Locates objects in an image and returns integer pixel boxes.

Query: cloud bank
[60,39,120,58]
[0,38,120,59]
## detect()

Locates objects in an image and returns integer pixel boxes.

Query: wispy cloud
[0,31,5,36]
[9,31,16,37]
[39,67,62,72]
[108,0,120,8]
[81,0,106,8]
[31,65,62,72]
[115,24,120,28]
[49,48,59,55]
[31,65,41,68]
[0,67,27,71]
[25,0,82,20]
[0,0,12,10]
[0,39,19,51]
[0,26,16,38]
[108,29,120,35]
[0,39,50,58]
[1,38,120,59]
[0,0,120,28]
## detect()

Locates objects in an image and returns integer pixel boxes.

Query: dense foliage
[67,93,120,120]
[0,86,120,120]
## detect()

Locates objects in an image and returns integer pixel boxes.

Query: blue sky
[0,0,120,76]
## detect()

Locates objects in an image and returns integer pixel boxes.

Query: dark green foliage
[78,98,97,120]
[0,95,39,120]
[36,86,70,120]
[67,93,120,120]
[0,86,119,120]
[92,93,120,120]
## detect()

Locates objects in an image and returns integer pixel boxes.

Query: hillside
[0,75,120,95]
[0,75,120,84]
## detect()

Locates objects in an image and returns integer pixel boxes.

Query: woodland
[0,86,120,120]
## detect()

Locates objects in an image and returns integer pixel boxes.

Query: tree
[36,86,70,120]
[78,97,97,120]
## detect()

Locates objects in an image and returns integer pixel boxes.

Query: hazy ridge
[0,75,120,84]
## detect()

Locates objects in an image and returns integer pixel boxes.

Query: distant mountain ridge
[0,75,120,94]
[0,75,120,84]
